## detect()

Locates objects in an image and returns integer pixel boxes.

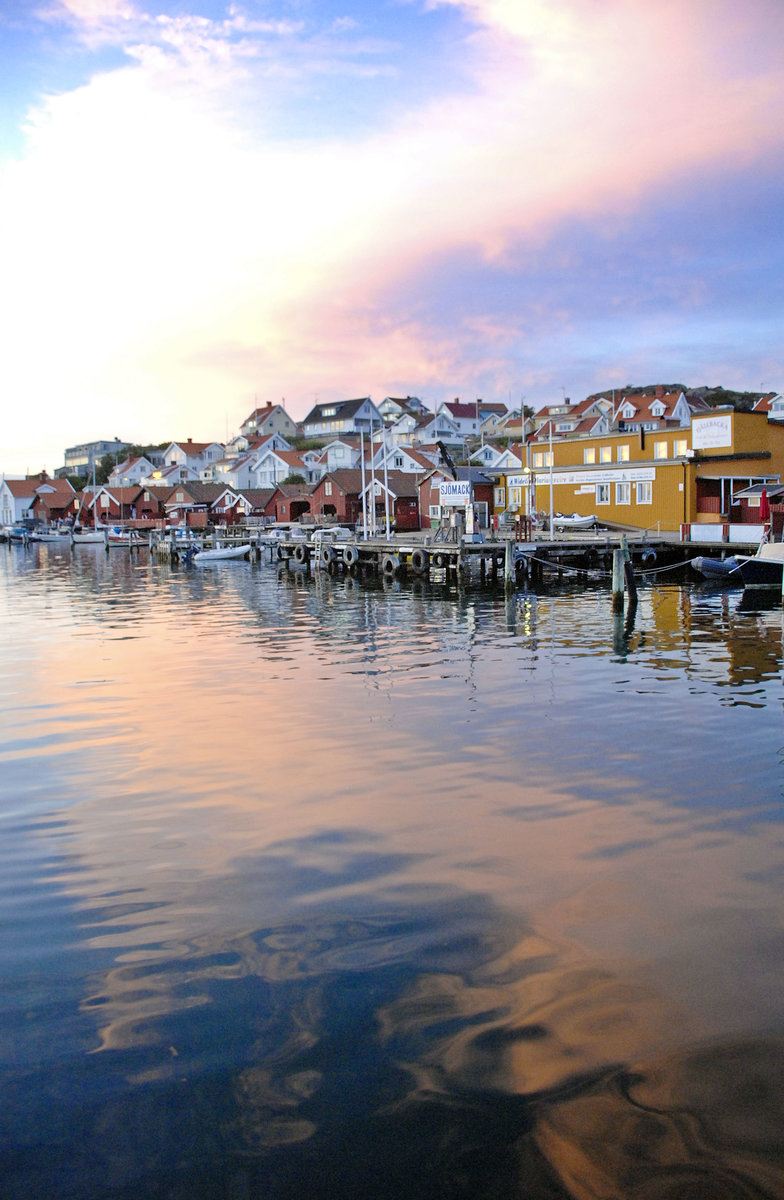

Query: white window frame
[583,447,596,464]
[617,445,630,462]
[429,505,441,518]
[596,483,610,504]
[674,439,688,457]
[494,487,506,508]
[616,481,631,505]
[636,481,652,504]
[600,446,612,463]
[653,441,668,460]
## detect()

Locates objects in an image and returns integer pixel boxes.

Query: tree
[95,454,115,485]
[282,473,306,485]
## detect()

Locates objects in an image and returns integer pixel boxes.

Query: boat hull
[736,558,783,588]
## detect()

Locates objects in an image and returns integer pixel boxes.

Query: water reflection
[3,545,784,1197]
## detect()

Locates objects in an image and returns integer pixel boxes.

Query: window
[600,446,612,463]
[583,447,596,464]
[533,451,553,468]
[596,484,610,504]
[636,481,652,504]
[494,487,506,508]
[325,481,332,496]
[674,439,688,457]
[429,505,441,518]
[176,491,185,501]
[100,493,109,507]
[509,487,522,509]
[617,444,630,462]
[654,442,668,460]
[616,482,631,505]
[393,456,404,468]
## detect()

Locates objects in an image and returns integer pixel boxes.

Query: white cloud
[3,0,784,471]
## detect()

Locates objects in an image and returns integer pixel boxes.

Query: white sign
[439,480,472,505]
[692,413,732,450]
[532,467,656,487]
[506,474,530,489]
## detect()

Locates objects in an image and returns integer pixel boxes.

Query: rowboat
[690,555,741,582]
[552,513,599,530]
[187,543,252,564]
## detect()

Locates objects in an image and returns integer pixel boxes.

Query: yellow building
[495,411,784,533]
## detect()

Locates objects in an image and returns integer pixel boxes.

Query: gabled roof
[441,401,481,419]
[3,478,36,498]
[302,397,374,425]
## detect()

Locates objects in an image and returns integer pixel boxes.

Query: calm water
[2,542,784,1199]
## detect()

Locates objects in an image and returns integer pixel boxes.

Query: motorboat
[29,526,72,542]
[71,527,107,544]
[186,543,251,564]
[552,512,599,530]
[734,540,784,589]
[691,555,741,582]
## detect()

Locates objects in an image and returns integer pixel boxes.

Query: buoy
[409,547,427,574]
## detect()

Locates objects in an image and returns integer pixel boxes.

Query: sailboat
[72,467,106,543]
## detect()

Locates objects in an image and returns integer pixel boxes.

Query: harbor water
[2,543,784,1199]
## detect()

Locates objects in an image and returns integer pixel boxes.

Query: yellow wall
[497,412,784,532]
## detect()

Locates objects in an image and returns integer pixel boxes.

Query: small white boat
[29,527,72,542]
[71,528,107,544]
[188,543,252,564]
[552,513,599,530]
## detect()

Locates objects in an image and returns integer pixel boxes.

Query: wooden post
[504,538,515,589]
[612,548,624,611]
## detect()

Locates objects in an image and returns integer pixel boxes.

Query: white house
[108,456,156,487]
[1,477,36,526]
[301,397,383,439]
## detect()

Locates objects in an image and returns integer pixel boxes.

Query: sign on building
[439,480,472,506]
[692,413,732,450]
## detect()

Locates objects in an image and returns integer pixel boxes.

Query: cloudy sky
[2,0,784,474]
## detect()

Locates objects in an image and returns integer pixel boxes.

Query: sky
[2,0,784,475]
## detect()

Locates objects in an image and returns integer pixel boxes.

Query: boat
[734,540,784,589]
[29,527,72,542]
[106,526,148,547]
[691,555,741,582]
[71,527,107,544]
[552,512,599,530]
[186,543,251,564]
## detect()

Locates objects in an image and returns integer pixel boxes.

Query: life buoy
[321,544,336,565]
[343,544,359,567]
[409,547,427,574]
[641,548,657,565]
[433,551,446,569]
[381,553,400,575]
[293,542,307,564]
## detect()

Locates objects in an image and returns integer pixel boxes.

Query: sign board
[439,480,472,506]
[692,413,732,450]
[532,467,656,487]
[506,474,530,489]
